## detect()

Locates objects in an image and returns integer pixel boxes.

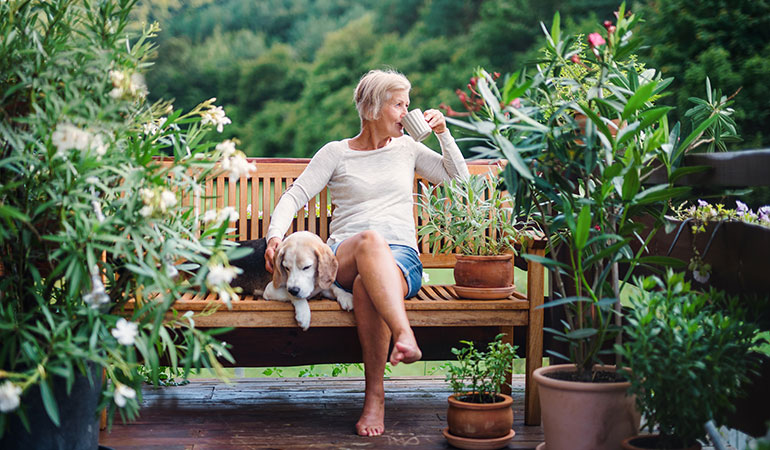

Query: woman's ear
[272,245,287,287]
[315,245,338,290]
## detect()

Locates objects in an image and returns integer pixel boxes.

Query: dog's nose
[288,286,300,297]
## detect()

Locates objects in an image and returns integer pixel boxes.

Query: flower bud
[570,54,581,64]
[603,20,613,29]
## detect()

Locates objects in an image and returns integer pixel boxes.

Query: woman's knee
[356,230,387,247]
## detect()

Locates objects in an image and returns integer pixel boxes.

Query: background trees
[138,0,770,158]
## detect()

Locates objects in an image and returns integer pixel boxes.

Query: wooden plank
[99,376,544,450]
[524,246,545,426]
[250,175,259,240]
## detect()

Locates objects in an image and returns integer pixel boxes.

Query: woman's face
[376,89,409,139]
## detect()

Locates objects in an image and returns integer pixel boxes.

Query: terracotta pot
[447,393,513,439]
[622,435,702,450]
[453,254,513,288]
[534,364,641,450]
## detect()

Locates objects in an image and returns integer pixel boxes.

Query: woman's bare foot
[355,393,385,436]
[389,338,422,366]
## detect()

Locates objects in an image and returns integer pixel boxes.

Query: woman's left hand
[423,109,447,134]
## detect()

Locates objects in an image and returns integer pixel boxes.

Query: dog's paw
[332,286,354,311]
[292,299,311,331]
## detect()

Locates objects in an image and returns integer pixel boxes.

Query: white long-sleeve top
[266,130,469,250]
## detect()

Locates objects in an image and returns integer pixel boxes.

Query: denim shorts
[329,241,423,299]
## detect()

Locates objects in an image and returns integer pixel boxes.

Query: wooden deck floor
[99,375,543,449]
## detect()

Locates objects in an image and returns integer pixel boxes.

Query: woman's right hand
[265,237,281,273]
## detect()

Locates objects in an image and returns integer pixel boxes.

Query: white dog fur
[263,231,353,330]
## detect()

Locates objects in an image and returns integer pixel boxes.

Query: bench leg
[525,248,545,426]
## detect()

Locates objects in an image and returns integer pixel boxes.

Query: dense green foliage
[0,0,246,433]
[639,0,770,149]
[618,271,757,447]
[138,0,769,159]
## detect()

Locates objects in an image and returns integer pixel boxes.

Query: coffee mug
[402,109,432,142]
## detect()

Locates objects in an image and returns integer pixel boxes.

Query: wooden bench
[134,157,546,425]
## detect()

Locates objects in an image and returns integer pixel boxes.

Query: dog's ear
[315,244,338,290]
[272,245,288,287]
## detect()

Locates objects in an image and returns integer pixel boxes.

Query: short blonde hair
[353,69,411,122]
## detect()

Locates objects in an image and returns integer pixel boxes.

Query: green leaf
[551,12,561,47]
[494,134,533,180]
[39,379,61,427]
[520,253,571,270]
[669,165,709,184]
[622,169,640,201]
[622,80,658,121]
[673,115,717,161]
[632,185,691,205]
[575,205,591,250]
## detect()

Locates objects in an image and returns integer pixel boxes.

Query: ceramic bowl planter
[453,254,515,299]
[444,393,515,449]
[534,364,640,450]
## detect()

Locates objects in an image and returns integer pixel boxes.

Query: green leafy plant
[442,334,517,403]
[0,0,254,434]
[417,173,536,256]
[617,271,757,448]
[447,3,737,381]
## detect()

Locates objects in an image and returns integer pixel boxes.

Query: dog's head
[272,231,338,299]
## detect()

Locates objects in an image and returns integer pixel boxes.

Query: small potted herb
[441,334,517,447]
[417,173,535,299]
[618,271,757,449]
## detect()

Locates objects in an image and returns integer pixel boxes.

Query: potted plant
[417,172,536,299]
[0,2,250,448]
[617,271,757,450]
[441,334,518,449]
[445,3,739,448]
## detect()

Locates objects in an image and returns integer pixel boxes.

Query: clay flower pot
[446,393,514,439]
[453,254,515,299]
[534,364,641,450]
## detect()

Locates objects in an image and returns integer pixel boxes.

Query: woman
[264,69,469,436]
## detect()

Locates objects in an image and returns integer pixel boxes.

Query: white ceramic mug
[402,109,432,142]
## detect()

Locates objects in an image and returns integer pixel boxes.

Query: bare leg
[352,276,389,437]
[336,231,422,366]
[335,231,423,436]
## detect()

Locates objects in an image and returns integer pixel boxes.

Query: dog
[230,232,353,330]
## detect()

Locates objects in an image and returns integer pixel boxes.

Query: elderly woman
[265,69,469,436]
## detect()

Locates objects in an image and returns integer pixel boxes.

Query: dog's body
[230,232,353,330]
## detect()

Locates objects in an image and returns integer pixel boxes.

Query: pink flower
[588,33,606,48]
[603,20,613,30]
[570,54,581,64]
[607,25,616,34]
[510,98,521,108]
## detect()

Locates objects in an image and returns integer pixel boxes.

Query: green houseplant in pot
[617,271,757,450]
[444,3,738,449]
[442,334,518,449]
[0,1,252,448]
[417,172,535,299]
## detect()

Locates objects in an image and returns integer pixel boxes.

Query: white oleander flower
[0,381,22,413]
[206,264,237,286]
[114,384,136,408]
[216,139,237,158]
[159,189,177,212]
[222,152,255,181]
[51,124,91,155]
[139,205,153,217]
[91,133,108,156]
[140,188,155,204]
[693,268,710,284]
[111,318,138,346]
[200,105,231,132]
[83,267,110,309]
[202,209,218,223]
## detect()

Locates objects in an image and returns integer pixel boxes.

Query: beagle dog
[263,231,353,330]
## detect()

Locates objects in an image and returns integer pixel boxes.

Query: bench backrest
[161,158,504,269]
